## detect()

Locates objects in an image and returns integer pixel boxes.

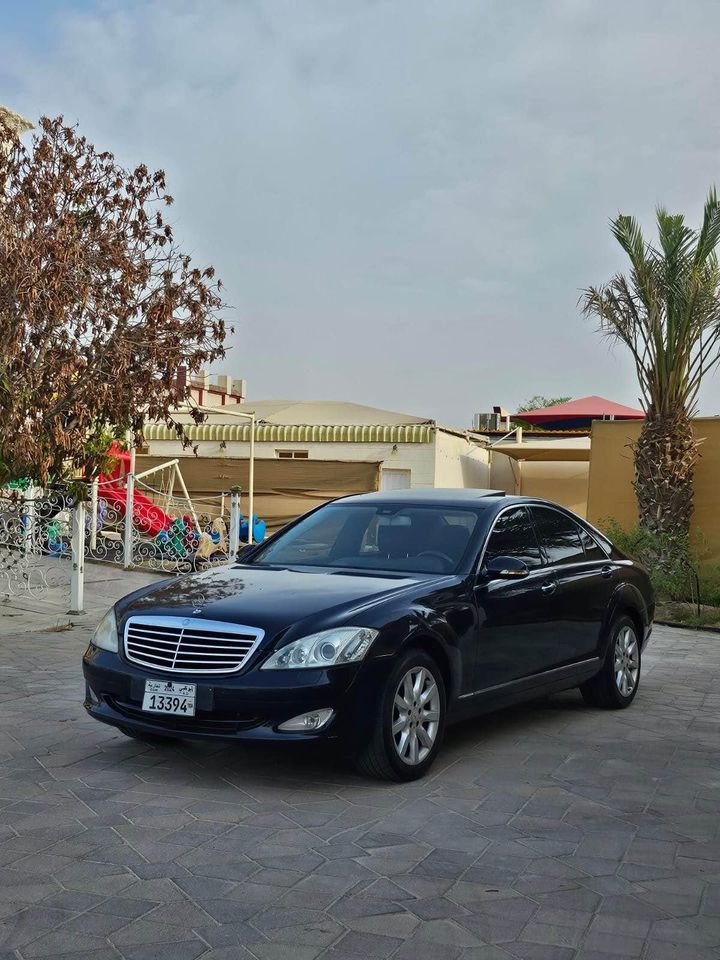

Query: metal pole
[248,414,255,544]
[229,486,241,557]
[70,501,86,615]
[90,477,98,552]
[161,402,259,542]
[165,464,175,514]
[175,463,201,533]
[23,487,37,556]
[134,458,180,480]
[123,437,136,570]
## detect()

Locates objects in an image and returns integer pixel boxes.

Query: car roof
[336,490,589,517]
[339,488,507,508]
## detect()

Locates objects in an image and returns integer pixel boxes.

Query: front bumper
[83,645,386,746]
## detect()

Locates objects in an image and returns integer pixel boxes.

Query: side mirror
[482,556,529,580]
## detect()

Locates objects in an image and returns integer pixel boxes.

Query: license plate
[142,680,196,716]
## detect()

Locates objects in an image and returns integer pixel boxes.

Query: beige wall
[517,461,590,517]
[586,420,641,529]
[489,451,589,517]
[587,418,720,564]
[489,451,520,497]
[433,433,491,488]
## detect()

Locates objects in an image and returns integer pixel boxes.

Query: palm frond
[583,188,720,418]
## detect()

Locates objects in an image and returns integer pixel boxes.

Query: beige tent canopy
[135,455,381,532]
[491,440,591,462]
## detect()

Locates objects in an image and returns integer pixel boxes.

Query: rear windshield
[248,502,483,574]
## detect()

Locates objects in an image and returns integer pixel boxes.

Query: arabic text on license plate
[142,680,196,716]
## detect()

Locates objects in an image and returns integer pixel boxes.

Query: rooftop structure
[513,395,644,431]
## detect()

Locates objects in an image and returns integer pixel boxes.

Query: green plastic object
[7,478,33,491]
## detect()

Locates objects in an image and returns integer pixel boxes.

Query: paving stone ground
[0,567,719,959]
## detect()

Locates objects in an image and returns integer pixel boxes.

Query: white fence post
[123,467,135,570]
[70,500,86,615]
[229,486,241,558]
[90,477,99,552]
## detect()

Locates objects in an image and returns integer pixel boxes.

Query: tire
[355,648,446,782]
[119,725,178,744]
[580,615,641,709]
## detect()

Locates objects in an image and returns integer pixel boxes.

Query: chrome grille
[124,616,264,675]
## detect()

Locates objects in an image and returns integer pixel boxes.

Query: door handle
[601,565,614,579]
[540,581,557,595]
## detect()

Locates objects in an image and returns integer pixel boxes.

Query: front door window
[484,506,543,568]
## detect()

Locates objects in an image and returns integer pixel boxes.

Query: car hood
[116,564,457,640]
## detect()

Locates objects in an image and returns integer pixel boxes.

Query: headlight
[261,627,378,670]
[91,607,119,653]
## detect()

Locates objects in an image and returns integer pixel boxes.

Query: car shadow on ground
[112,688,591,789]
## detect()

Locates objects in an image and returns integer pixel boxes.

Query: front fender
[381,603,470,704]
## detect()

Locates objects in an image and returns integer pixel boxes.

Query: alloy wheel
[614,625,639,697]
[392,666,441,765]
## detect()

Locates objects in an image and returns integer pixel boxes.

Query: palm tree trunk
[633,408,699,543]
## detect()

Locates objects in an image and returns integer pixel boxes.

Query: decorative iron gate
[0,487,74,603]
[1,479,242,612]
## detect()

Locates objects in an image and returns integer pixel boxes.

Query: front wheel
[580,615,641,709]
[355,649,446,781]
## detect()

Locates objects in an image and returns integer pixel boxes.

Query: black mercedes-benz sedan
[83,490,654,780]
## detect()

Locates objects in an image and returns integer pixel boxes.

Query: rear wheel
[580,616,641,709]
[355,649,446,781]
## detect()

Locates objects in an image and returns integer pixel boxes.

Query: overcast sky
[4,0,720,426]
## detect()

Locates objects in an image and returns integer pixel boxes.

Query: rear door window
[531,507,585,566]
[484,506,543,568]
[578,526,607,561]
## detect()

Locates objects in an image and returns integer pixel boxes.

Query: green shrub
[601,519,702,606]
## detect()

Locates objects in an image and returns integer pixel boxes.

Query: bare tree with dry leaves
[0,115,228,484]
[582,190,720,550]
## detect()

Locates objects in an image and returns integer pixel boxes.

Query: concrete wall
[433,433,491,488]
[587,418,720,564]
[490,451,589,517]
[489,451,520,496]
[518,461,590,517]
[586,420,640,529]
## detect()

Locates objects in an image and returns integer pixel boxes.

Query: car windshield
[248,502,483,575]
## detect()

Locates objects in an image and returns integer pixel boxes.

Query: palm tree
[0,105,33,147]
[582,190,720,547]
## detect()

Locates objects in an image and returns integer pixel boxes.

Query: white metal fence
[0,487,75,604]
[0,480,242,614]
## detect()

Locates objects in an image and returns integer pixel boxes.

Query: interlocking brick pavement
[0,569,718,959]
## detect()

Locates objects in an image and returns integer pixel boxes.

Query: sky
[4,0,720,427]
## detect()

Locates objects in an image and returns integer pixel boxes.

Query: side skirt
[448,658,601,723]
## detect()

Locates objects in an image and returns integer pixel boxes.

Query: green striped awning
[143,422,436,444]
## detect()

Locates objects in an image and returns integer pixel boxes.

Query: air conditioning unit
[473,412,501,432]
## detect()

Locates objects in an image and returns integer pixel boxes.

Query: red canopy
[515,395,644,425]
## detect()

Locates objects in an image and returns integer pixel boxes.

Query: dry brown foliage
[0,115,228,483]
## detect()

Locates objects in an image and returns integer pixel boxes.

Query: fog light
[278,708,334,732]
[86,684,99,706]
